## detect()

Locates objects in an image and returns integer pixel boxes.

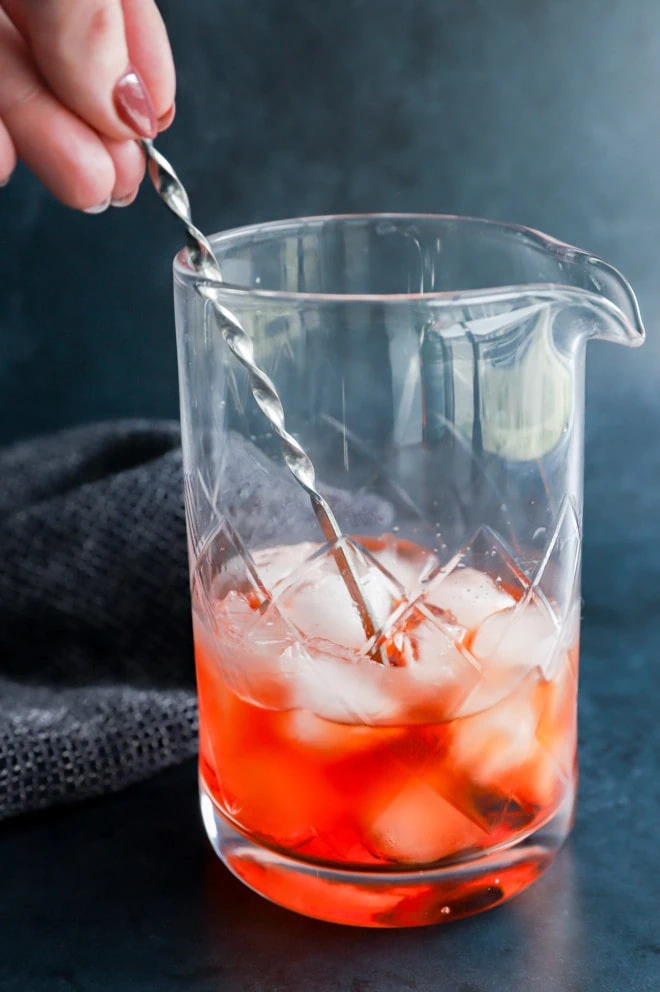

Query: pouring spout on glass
[527,232,646,348]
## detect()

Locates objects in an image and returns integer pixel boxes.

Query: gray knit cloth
[0,421,393,820]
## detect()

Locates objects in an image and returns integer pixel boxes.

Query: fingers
[2,0,157,141]
[0,9,114,209]
[121,0,175,124]
[103,135,144,206]
[0,117,17,184]
[0,0,173,207]
[157,101,176,132]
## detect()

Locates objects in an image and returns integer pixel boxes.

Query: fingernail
[111,191,138,208]
[0,174,11,187]
[114,65,157,139]
[157,101,176,132]
[83,198,111,215]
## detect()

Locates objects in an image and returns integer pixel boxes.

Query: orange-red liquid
[194,536,578,925]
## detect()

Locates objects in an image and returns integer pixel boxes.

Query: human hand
[0,0,175,211]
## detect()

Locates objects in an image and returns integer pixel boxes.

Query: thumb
[4,0,157,139]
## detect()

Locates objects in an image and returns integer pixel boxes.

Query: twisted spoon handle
[142,139,382,651]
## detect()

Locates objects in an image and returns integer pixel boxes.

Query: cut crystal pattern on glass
[524,496,582,625]
[192,515,271,633]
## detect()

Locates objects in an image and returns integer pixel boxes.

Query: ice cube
[369,779,485,865]
[292,652,404,726]
[209,562,405,722]
[293,609,480,727]
[274,548,400,650]
[371,539,437,599]
[410,612,471,672]
[283,709,400,757]
[400,615,482,721]
[253,542,319,590]
[455,599,561,716]
[452,660,573,808]
[203,586,308,710]
[212,545,557,729]
[471,601,559,678]
[425,567,515,631]
[450,690,539,786]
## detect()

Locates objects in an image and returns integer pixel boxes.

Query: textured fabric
[0,420,393,820]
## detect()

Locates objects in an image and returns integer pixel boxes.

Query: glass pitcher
[174,215,644,928]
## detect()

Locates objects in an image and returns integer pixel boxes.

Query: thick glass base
[200,779,576,928]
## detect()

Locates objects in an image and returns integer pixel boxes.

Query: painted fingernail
[114,65,157,139]
[83,198,111,215]
[111,190,138,208]
[157,101,176,132]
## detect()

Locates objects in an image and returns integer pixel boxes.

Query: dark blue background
[1,0,658,444]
